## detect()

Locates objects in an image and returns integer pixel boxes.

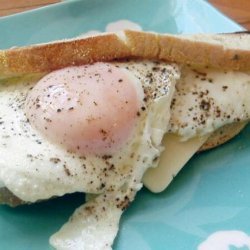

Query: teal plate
[0,0,249,249]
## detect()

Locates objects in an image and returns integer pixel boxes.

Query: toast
[1,30,250,79]
[0,187,26,207]
[0,30,249,206]
[200,122,247,151]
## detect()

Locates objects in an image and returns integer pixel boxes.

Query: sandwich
[0,30,249,249]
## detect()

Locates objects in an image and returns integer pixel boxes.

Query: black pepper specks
[200,100,211,111]
[50,157,61,164]
[63,164,72,176]
[222,86,228,91]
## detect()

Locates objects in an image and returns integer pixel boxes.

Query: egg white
[0,61,180,203]
[169,66,250,140]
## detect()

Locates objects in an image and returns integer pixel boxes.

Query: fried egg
[0,60,180,249]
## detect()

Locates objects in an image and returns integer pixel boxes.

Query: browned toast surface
[1,31,250,79]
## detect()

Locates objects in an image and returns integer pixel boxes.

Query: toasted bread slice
[0,187,26,207]
[1,31,250,79]
[126,31,250,71]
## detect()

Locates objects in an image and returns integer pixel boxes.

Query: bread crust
[1,30,250,79]
[158,33,250,71]
[0,187,26,207]
[0,33,131,78]
[200,122,247,151]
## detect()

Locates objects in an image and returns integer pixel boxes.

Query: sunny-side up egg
[0,61,180,203]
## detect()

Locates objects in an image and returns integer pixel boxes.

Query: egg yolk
[25,63,141,155]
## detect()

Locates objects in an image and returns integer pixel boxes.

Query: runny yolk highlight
[25,63,141,155]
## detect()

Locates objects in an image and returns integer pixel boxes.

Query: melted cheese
[143,134,209,192]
